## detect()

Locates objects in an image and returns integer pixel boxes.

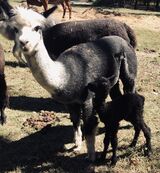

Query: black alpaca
[88,76,152,165]
[0,43,9,125]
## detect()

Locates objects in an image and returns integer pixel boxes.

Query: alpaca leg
[141,122,152,155]
[129,124,141,147]
[42,0,48,11]
[109,81,122,100]
[65,1,72,19]
[120,57,137,94]
[84,116,98,161]
[123,79,136,94]
[61,3,66,18]
[26,0,30,8]
[100,130,110,161]
[82,99,98,162]
[68,104,82,151]
[110,127,118,165]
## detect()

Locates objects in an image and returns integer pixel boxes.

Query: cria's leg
[100,130,110,161]
[82,99,98,162]
[141,122,152,156]
[68,104,82,151]
[130,124,141,147]
[110,126,119,166]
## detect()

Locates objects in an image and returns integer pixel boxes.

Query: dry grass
[0,1,159,173]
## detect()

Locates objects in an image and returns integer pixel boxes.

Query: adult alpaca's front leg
[68,104,82,151]
[82,99,98,162]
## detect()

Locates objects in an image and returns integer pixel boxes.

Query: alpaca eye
[34,26,41,32]
[14,27,19,33]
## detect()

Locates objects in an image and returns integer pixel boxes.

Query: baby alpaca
[88,76,152,165]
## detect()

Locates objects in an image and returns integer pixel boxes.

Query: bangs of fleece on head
[10,7,46,27]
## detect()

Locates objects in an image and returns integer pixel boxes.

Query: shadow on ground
[9,96,67,113]
[0,125,91,173]
[5,61,28,68]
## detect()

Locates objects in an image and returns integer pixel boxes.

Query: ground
[0,1,159,173]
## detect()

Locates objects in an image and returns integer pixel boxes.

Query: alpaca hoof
[95,152,106,163]
[85,155,95,163]
[144,148,152,157]
[111,157,117,166]
[86,152,96,162]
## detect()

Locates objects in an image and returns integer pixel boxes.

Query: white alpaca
[10,7,137,161]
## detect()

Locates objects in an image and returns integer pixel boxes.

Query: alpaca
[0,0,57,64]
[26,0,72,19]
[9,7,137,161]
[42,18,137,58]
[0,43,9,125]
[88,76,152,165]
[3,1,137,65]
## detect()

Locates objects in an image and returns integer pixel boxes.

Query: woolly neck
[23,38,69,96]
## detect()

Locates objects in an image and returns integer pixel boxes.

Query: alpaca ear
[41,5,57,18]
[0,0,14,19]
[0,7,7,21]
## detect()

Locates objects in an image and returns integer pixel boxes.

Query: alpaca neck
[24,40,69,95]
[94,98,106,122]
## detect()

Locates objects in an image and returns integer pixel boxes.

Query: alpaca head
[88,75,116,100]
[9,7,45,55]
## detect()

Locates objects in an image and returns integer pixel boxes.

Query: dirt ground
[0,2,160,173]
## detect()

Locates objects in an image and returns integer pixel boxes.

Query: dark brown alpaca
[26,0,72,18]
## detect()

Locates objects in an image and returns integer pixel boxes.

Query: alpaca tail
[124,23,137,48]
